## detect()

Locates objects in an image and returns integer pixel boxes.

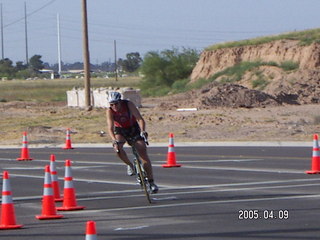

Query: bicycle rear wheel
[135,159,152,204]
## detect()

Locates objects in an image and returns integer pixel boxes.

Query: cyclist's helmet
[108,91,121,103]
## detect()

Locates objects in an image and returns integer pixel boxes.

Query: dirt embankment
[191,40,320,82]
[149,39,320,142]
[184,40,320,108]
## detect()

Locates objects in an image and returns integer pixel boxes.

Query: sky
[1,0,320,65]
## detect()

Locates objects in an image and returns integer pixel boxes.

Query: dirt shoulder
[0,98,319,146]
[143,98,320,143]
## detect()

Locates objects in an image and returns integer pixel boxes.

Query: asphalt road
[0,145,319,240]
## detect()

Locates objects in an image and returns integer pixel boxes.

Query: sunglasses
[110,102,120,106]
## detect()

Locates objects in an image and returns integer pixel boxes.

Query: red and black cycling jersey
[110,100,136,128]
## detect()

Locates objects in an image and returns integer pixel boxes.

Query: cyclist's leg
[114,134,134,170]
[134,139,154,180]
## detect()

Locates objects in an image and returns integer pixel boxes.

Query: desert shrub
[279,61,299,71]
[139,47,199,94]
[171,78,190,93]
[252,78,268,89]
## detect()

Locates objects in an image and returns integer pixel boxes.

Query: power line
[4,0,57,28]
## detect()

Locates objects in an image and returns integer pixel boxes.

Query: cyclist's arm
[106,109,117,142]
[106,109,120,152]
[128,101,146,132]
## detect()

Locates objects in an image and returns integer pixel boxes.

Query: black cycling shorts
[114,122,143,146]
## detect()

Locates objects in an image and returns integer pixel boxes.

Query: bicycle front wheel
[135,160,152,204]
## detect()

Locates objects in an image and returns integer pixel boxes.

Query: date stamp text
[238,209,289,220]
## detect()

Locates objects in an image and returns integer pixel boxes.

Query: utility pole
[0,3,4,59]
[114,40,118,81]
[24,2,29,65]
[57,13,62,77]
[81,0,91,109]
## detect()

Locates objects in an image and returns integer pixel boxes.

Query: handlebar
[142,133,149,146]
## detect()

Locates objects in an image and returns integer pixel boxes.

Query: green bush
[140,83,171,97]
[188,78,212,89]
[279,61,299,71]
[252,78,268,89]
[139,47,199,94]
[208,61,263,83]
[171,78,190,93]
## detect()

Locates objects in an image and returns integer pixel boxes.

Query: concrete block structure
[67,87,141,108]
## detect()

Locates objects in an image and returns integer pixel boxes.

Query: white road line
[74,182,320,202]
[0,157,270,165]
[13,189,143,201]
[11,177,319,201]
[157,178,320,190]
[155,183,320,197]
[8,173,139,186]
[175,164,303,174]
[4,163,302,174]
[114,225,149,231]
[70,193,320,214]
[0,158,125,166]
[4,167,44,170]
[155,159,264,163]
[0,157,302,174]
[152,196,178,201]
[212,159,264,162]
[17,181,317,202]
[8,172,320,190]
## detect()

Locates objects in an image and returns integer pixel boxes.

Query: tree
[16,61,27,71]
[0,58,15,78]
[119,52,142,72]
[29,55,44,72]
[140,47,199,87]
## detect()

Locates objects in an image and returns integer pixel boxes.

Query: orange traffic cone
[17,132,33,161]
[56,160,85,211]
[50,154,63,202]
[85,221,98,240]
[0,171,23,229]
[36,165,64,220]
[162,133,181,168]
[63,128,74,149]
[306,134,320,174]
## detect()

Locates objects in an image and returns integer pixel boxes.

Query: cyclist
[106,91,158,194]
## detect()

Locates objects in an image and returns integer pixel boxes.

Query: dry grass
[206,28,320,51]
[0,77,140,102]
[0,77,141,145]
[0,102,109,145]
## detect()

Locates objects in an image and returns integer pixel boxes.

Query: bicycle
[131,135,152,204]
